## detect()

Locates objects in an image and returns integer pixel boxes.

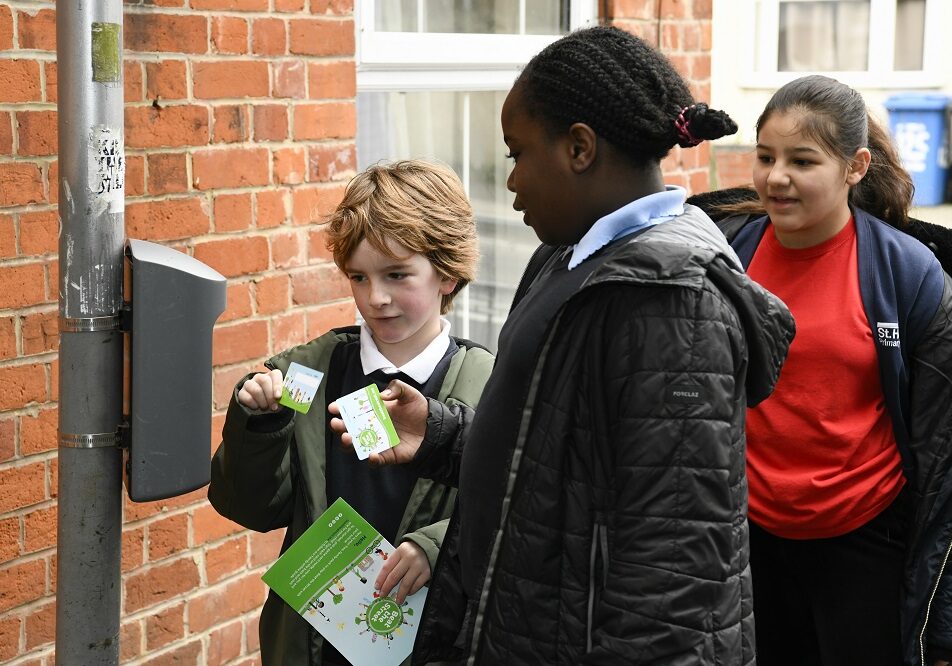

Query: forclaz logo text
[877,322,900,348]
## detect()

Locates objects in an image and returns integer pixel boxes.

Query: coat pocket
[586,518,610,653]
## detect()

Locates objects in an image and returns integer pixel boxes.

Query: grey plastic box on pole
[125,240,226,502]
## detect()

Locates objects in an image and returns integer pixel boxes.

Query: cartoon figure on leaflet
[354,598,415,648]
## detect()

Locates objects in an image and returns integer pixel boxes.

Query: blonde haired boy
[209,160,493,666]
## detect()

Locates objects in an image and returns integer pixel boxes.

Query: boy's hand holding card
[279,362,325,414]
[336,384,399,460]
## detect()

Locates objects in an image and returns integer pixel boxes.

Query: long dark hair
[756,75,914,228]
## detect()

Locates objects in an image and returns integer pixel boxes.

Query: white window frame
[356,0,598,91]
[741,0,943,89]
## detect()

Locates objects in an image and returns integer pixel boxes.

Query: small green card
[336,384,399,460]
[279,362,324,414]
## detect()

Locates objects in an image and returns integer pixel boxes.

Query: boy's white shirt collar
[568,186,686,269]
[359,318,452,384]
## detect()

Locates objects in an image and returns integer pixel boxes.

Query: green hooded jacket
[208,326,493,665]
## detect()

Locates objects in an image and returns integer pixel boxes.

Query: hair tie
[675,105,703,147]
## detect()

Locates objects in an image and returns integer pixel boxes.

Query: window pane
[374,0,570,35]
[894,0,925,70]
[778,0,870,71]
[357,91,538,351]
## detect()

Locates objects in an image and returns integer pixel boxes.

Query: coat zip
[919,534,952,665]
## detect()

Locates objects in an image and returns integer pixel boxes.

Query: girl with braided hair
[332,26,794,664]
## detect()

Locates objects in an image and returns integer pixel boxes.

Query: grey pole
[55,2,125,664]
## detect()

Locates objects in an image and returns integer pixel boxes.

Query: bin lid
[883,93,951,111]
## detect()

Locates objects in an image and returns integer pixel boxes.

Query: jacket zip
[919,534,952,665]
[586,521,609,652]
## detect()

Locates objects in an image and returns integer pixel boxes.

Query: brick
[120,620,142,662]
[126,198,210,242]
[145,602,184,650]
[307,228,335,263]
[0,417,12,462]
[125,154,146,196]
[145,60,188,102]
[290,18,354,56]
[272,60,306,99]
[191,0,268,9]
[305,299,356,336]
[272,309,308,351]
[19,210,58,257]
[194,235,270,277]
[0,5,12,51]
[213,193,253,233]
[609,0,658,21]
[0,316,15,361]
[274,147,305,185]
[308,60,355,99]
[212,16,248,55]
[212,104,251,144]
[194,61,269,99]
[125,104,210,149]
[660,0,688,19]
[139,639,201,666]
[146,152,189,195]
[0,263,46,310]
[271,230,304,268]
[186,574,266,634]
[125,61,143,102]
[0,214,14,257]
[125,13,208,54]
[291,264,350,306]
[311,0,354,13]
[24,600,55,650]
[211,319,269,365]
[254,104,288,142]
[20,309,57,358]
[47,160,58,205]
[0,357,46,409]
[205,535,248,583]
[45,260,58,305]
[0,460,47,510]
[0,111,12,154]
[213,364,251,410]
[0,615,20,662]
[124,556,201,613]
[308,142,355,182]
[245,613,261,652]
[192,503,247,545]
[293,102,356,140]
[192,147,269,190]
[256,189,289,228]
[17,9,56,51]
[252,17,287,56]
[43,61,57,104]
[0,163,44,206]
[207,620,243,665]
[255,274,290,314]
[276,0,305,11]
[23,505,56,553]
[248,529,285,567]
[220,282,253,323]
[20,407,56,456]
[0,557,45,612]
[291,183,346,225]
[0,59,41,102]
[122,526,145,573]
[147,513,189,561]
[0,514,19,560]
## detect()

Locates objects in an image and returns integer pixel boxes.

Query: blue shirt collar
[568,186,687,270]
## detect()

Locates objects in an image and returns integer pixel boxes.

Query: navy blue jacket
[729,208,952,665]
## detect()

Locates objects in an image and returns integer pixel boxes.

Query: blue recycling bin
[884,93,950,206]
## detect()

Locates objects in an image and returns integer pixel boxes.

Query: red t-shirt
[745,219,905,539]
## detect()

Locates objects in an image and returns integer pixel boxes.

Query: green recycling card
[262,498,425,665]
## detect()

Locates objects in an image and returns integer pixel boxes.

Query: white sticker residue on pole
[88,125,125,213]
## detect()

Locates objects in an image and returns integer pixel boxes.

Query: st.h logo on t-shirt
[877,322,900,348]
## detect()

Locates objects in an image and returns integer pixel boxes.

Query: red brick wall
[1,1,356,663]
[0,2,713,663]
